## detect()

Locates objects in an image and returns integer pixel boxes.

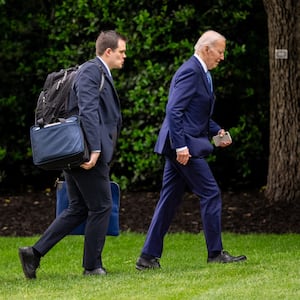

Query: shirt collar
[194,54,208,73]
[97,56,112,77]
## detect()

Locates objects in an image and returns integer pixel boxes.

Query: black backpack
[35,59,105,127]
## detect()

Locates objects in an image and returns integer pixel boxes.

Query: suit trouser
[142,155,223,258]
[33,161,112,269]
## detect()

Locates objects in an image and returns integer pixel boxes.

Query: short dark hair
[95,30,126,56]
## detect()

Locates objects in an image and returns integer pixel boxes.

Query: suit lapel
[94,57,121,110]
[191,56,212,95]
[195,60,215,117]
[106,76,121,110]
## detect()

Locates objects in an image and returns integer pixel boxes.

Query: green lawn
[0,232,299,299]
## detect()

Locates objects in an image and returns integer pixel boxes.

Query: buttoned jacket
[155,55,221,157]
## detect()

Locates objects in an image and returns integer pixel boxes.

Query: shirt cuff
[176,146,188,152]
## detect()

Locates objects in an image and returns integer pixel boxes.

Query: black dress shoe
[18,247,40,279]
[207,250,247,263]
[83,267,107,276]
[136,256,161,271]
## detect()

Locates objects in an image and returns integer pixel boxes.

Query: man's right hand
[80,152,100,170]
[176,148,191,165]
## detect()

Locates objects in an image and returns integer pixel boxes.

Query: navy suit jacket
[154,55,221,157]
[69,57,122,163]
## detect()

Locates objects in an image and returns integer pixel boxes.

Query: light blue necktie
[206,71,213,93]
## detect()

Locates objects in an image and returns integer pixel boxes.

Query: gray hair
[194,30,226,52]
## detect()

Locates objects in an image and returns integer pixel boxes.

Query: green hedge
[0,0,269,191]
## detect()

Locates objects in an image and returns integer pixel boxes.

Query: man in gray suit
[19,30,126,279]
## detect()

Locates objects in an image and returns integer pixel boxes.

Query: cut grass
[0,232,299,299]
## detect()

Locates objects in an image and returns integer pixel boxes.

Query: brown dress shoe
[19,247,40,279]
[207,250,247,263]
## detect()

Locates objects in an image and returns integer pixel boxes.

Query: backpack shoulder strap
[88,58,106,92]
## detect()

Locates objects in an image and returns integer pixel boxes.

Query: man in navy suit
[136,30,246,270]
[19,30,126,278]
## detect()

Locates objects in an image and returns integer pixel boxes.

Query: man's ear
[105,48,113,56]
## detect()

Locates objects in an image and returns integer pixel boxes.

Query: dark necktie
[206,71,213,93]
